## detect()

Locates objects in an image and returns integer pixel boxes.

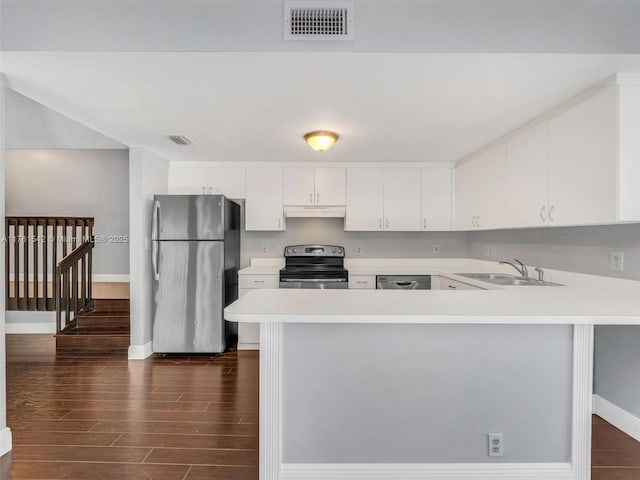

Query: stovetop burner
[279,244,348,285]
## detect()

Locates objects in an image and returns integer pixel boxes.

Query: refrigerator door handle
[152,240,160,281]
[152,200,161,281]
[152,200,161,240]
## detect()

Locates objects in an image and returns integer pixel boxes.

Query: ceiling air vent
[284,2,354,40]
[167,135,193,146]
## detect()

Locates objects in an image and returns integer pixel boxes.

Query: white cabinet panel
[348,275,376,289]
[506,122,549,227]
[383,168,421,231]
[245,168,284,231]
[421,168,452,230]
[475,143,507,230]
[346,168,384,231]
[315,167,346,205]
[455,159,479,230]
[284,167,315,206]
[207,167,246,198]
[168,167,209,194]
[549,86,618,226]
[239,274,280,289]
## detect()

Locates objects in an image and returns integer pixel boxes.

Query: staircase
[55,298,130,353]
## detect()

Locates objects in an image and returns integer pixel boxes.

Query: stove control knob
[293,248,297,253]
[332,249,336,253]
[286,249,291,254]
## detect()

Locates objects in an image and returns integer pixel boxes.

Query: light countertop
[228,258,640,325]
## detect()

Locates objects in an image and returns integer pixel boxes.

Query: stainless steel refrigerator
[151,195,240,353]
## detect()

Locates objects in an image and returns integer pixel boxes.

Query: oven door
[279,278,348,289]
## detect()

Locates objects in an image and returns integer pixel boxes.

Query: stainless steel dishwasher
[376,275,431,290]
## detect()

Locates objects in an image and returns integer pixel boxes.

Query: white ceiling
[2,52,640,164]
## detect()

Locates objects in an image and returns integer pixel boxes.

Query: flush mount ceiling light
[304,131,339,152]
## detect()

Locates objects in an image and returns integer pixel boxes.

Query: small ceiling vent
[284,2,354,40]
[167,135,193,146]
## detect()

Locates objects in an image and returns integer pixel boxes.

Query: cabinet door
[315,167,346,205]
[245,168,284,231]
[238,288,260,350]
[421,168,452,230]
[345,168,384,231]
[475,143,507,230]
[283,168,315,206]
[455,160,478,230]
[549,86,618,226]
[383,168,421,231]
[506,122,549,227]
[168,166,209,194]
[207,167,246,199]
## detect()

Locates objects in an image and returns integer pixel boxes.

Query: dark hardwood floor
[1,335,258,480]
[2,335,640,479]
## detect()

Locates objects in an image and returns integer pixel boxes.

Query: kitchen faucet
[499,258,529,278]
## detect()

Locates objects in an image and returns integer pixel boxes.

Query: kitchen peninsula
[225,259,640,480]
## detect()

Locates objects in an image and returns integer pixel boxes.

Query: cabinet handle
[310,193,313,204]
[423,219,427,229]
[385,218,389,229]
[317,193,320,204]
[448,284,457,289]
[209,186,213,194]
[278,218,281,229]
[472,216,476,227]
[202,186,206,194]
[540,206,547,222]
[253,280,265,284]
[379,219,382,230]
[548,206,555,223]
[356,280,368,284]
[476,216,480,228]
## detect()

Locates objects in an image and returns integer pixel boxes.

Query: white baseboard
[5,311,55,334]
[593,394,640,443]
[8,273,129,283]
[128,341,153,360]
[280,463,574,480]
[0,427,12,457]
[238,342,259,350]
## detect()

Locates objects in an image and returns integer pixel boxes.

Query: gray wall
[3,1,640,53]
[468,224,640,281]
[283,323,573,463]
[5,89,124,149]
[594,326,640,418]
[5,149,130,275]
[242,216,469,267]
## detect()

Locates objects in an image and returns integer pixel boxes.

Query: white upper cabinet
[283,167,346,206]
[456,143,506,230]
[346,168,384,231]
[421,168,452,230]
[346,168,426,231]
[283,168,315,206]
[245,168,284,231]
[169,166,245,198]
[506,121,550,227]
[315,167,346,205]
[383,168,421,231]
[168,166,209,194]
[548,86,618,226]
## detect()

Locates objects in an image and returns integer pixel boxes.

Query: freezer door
[152,195,224,240]
[152,240,225,353]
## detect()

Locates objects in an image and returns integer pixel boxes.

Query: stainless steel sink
[455,273,563,287]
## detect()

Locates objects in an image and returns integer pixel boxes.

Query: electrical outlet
[432,244,440,255]
[483,245,491,257]
[355,247,363,256]
[490,245,497,257]
[488,433,504,457]
[261,245,269,255]
[610,251,624,272]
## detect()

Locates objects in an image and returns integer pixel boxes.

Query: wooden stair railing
[55,238,95,334]
[5,216,94,312]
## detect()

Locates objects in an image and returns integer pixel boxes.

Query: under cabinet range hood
[283,206,346,218]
